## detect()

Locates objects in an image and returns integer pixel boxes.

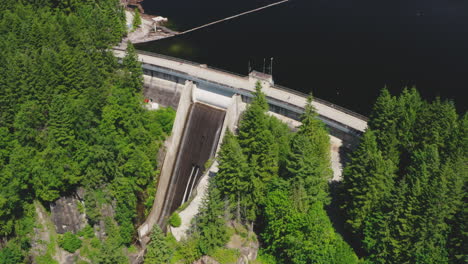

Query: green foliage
[92,218,128,264]
[193,179,229,255]
[112,177,137,245]
[59,232,82,253]
[36,254,59,264]
[262,183,358,264]
[215,131,250,221]
[203,85,356,263]
[342,88,467,263]
[122,42,144,93]
[253,251,277,264]
[133,8,142,30]
[77,225,95,239]
[169,212,182,227]
[0,239,25,264]
[211,248,240,264]
[145,225,173,264]
[0,203,35,264]
[0,1,174,260]
[0,0,127,237]
[342,130,396,234]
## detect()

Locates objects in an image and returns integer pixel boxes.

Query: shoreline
[117,5,179,48]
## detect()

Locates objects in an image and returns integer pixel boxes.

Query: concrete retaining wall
[143,75,183,109]
[138,80,194,242]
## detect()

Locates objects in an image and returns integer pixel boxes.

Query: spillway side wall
[138,80,194,241]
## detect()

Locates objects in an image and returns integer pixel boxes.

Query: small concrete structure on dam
[113,49,368,241]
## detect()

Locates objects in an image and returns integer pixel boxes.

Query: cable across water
[177,0,290,35]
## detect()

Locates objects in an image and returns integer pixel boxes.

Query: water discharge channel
[159,103,225,226]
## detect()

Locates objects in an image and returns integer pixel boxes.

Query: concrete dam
[113,49,368,241]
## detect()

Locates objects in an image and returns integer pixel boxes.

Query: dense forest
[0,0,466,263]
[0,1,175,263]
[341,88,467,263]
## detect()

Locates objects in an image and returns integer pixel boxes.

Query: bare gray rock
[50,195,87,234]
[193,256,220,264]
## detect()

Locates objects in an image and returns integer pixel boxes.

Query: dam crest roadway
[113,48,368,243]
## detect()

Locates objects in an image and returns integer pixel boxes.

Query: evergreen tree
[342,130,396,235]
[133,8,142,30]
[215,130,249,221]
[262,183,358,264]
[344,88,466,263]
[368,88,400,165]
[238,81,269,154]
[297,94,332,185]
[286,133,329,204]
[122,42,143,93]
[194,179,229,255]
[145,225,173,264]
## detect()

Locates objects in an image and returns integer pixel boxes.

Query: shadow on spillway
[159,103,225,226]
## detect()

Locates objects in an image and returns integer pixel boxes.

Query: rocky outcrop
[193,256,220,264]
[95,202,116,240]
[50,191,87,234]
[226,222,259,264]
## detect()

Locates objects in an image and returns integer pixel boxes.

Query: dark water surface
[137,0,468,114]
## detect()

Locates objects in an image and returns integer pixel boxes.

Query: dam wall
[127,48,369,241]
[143,73,183,109]
[114,48,368,149]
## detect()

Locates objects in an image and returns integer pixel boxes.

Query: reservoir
[136,0,468,115]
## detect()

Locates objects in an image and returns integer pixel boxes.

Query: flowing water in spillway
[160,103,225,224]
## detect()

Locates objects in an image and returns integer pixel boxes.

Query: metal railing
[114,47,369,122]
[134,49,248,79]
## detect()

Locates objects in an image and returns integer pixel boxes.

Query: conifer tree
[145,225,173,264]
[286,133,329,205]
[342,130,396,235]
[238,81,269,154]
[194,179,229,255]
[122,42,143,93]
[297,94,332,183]
[368,88,400,165]
[133,8,142,30]
[215,131,249,221]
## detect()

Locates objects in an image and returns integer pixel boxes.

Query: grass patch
[251,250,277,264]
[211,248,240,264]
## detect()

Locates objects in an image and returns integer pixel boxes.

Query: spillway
[159,103,225,225]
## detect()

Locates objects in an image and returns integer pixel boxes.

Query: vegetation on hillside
[342,88,467,263]
[0,0,175,262]
[0,1,465,263]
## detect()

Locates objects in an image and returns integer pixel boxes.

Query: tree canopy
[342,88,467,263]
